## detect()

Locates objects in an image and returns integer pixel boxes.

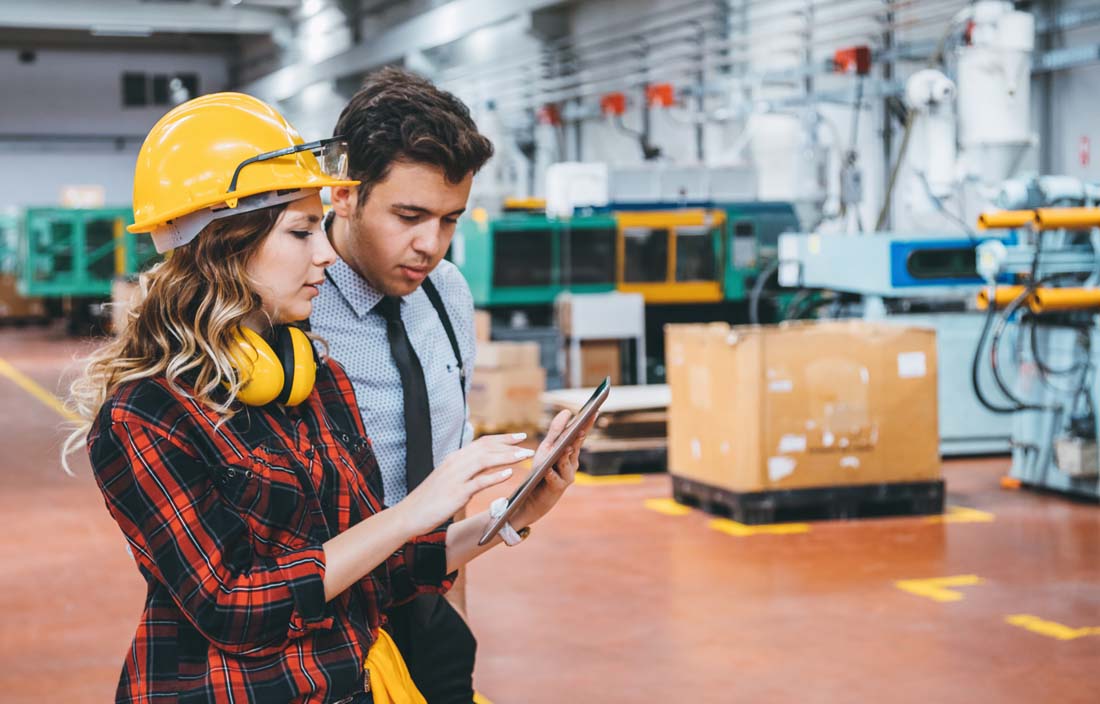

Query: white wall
[0,48,228,209]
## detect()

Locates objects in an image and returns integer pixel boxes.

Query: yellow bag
[365,628,426,704]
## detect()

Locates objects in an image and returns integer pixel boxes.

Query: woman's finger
[469,468,514,492]
[477,432,529,446]
[467,446,534,478]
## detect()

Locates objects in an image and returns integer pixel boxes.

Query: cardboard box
[565,339,622,387]
[0,274,45,320]
[666,320,940,492]
[474,309,491,342]
[475,341,540,370]
[469,366,547,430]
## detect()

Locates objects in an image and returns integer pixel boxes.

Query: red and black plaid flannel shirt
[87,357,454,703]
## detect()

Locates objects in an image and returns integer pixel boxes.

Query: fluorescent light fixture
[90,25,154,37]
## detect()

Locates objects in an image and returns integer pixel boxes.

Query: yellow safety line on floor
[894,575,984,603]
[644,497,693,516]
[709,517,811,537]
[1005,614,1100,641]
[0,356,78,422]
[473,693,495,704]
[926,505,996,524]
[574,472,643,486]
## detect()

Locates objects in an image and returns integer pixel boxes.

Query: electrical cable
[986,274,1083,412]
[972,284,1024,414]
[749,258,780,325]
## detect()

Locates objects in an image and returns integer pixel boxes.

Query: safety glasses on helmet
[228,137,350,194]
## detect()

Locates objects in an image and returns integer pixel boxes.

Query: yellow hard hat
[129,92,359,252]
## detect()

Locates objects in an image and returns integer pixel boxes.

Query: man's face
[332,161,472,297]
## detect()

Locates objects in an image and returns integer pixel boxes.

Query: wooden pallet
[671,475,945,524]
[579,437,667,476]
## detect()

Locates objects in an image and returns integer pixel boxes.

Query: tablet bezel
[477,377,611,546]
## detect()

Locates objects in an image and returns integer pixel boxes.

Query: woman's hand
[511,410,597,529]
[395,433,534,537]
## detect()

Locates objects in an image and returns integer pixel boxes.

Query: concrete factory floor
[0,325,1097,703]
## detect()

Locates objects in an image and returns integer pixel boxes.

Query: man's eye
[443,217,459,225]
[397,214,419,223]
[291,230,312,239]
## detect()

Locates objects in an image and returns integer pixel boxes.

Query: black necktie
[376,296,434,492]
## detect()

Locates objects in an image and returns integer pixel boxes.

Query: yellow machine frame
[615,209,725,303]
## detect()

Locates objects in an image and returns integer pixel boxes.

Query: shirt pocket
[328,429,384,506]
[213,446,313,554]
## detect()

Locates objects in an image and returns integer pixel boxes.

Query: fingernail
[512,432,527,440]
[516,449,535,459]
[502,468,513,478]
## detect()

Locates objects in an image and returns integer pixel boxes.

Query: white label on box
[822,431,835,448]
[860,367,870,384]
[691,438,702,460]
[768,457,796,481]
[768,379,794,393]
[778,434,807,454]
[840,456,860,469]
[897,351,927,379]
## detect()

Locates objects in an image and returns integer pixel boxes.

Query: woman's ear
[330,185,358,218]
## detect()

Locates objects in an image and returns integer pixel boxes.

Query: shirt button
[304,449,315,459]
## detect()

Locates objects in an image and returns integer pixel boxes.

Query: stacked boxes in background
[469,329,546,433]
[564,339,622,388]
[665,320,941,493]
[0,274,46,323]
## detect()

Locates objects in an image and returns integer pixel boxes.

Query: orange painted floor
[0,325,1098,703]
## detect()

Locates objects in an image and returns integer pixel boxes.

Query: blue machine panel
[889,234,1018,288]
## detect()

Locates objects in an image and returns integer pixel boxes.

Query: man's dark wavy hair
[334,66,494,204]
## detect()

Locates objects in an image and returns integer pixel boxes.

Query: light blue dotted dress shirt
[311,255,476,506]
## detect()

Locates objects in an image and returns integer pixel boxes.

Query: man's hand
[512,409,596,529]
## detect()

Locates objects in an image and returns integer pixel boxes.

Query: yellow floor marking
[644,498,693,516]
[925,505,996,524]
[894,575,984,603]
[473,694,495,704]
[709,517,811,537]
[1005,614,1100,641]
[574,472,643,486]
[0,356,78,422]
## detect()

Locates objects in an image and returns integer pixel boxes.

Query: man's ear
[330,185,358,218]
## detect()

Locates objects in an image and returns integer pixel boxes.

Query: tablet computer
[478,376,611,546]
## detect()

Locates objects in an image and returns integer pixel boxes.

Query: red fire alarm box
[600,92,627,116]
[834,46,872,75]
[646,83,675,108]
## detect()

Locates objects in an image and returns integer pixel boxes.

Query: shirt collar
[324,258,384,319]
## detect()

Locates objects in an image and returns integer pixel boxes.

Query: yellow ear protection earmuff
[230,325,317,406]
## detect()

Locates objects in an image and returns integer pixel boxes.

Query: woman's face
[246,193,336,325]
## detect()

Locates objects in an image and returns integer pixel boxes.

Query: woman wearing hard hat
[64,93,587,703]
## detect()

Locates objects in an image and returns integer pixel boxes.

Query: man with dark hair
[310,67,495,703]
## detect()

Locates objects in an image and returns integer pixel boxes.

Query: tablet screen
[478,377,611,545]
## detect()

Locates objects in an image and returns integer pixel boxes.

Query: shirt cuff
[284,545,334,635]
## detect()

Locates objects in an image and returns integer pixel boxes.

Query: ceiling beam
[243,0,568,103]
[0,0,289,36]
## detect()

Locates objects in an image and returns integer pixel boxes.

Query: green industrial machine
[456,211,619,307]
[454,201,799,310]
[19,207,158,298]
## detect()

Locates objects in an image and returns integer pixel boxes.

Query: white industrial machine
[777,2,1044,457]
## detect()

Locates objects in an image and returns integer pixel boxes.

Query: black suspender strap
[421,276,466,407]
